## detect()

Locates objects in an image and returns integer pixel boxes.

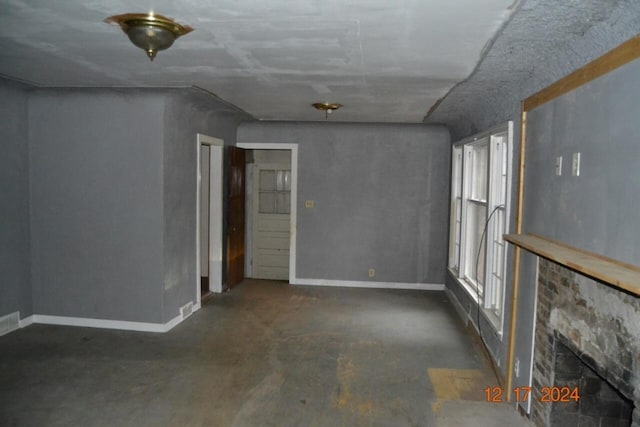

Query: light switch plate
[572,152,581,176]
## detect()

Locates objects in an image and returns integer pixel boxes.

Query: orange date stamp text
[484,386,580,403]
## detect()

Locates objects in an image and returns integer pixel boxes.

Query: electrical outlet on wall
[368,268,375,278]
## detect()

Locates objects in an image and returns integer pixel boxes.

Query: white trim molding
[2,306,195,336]
[293,278,444,291]
[19,315,34,328]
[197,133,225,304]
[26,313,186,334]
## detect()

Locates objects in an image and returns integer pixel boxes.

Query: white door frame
[196,134,225,310]
[236,143,298,283]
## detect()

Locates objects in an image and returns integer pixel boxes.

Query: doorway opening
[236,143,298,284]
[196,134,224,308]
[247,150,291,280]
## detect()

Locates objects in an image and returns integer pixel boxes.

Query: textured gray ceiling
[0,0,516,123]
[426,0,640,139]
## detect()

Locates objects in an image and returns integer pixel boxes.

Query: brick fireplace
[532,258,639,426]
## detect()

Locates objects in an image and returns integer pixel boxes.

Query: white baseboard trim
[293,278,444,291]
[19,315,34,328]
[31,314,182,333]
[162,313,184,332]
[1,300,199,335]
[0,312,35,337]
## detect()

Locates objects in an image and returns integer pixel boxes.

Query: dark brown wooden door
[226,146,245,289]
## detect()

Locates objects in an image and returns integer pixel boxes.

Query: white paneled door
[252,163,291,280]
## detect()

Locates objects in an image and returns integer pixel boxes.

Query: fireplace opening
[551,340,634,426]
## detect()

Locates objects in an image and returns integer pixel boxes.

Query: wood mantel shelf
[504,233,640,297]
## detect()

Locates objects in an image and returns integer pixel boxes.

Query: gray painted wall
[29,89,166,323]
[162,89,251,322]
[0,78,31,319]
[524,59,640,264]
[512,58,640,412]
[428,0,640,409]
[8,85,251,327]
[238,122,450,284]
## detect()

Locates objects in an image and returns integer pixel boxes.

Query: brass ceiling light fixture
[312,102,342,120]
[105,13,193,61]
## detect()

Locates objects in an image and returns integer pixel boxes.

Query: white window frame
[448,146,463,271]
[460,139,489,292]
[448,121,513,334]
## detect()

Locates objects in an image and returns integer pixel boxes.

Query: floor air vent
[0,312,20,337]
[180,302,194,320]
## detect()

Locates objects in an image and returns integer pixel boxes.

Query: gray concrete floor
[0,280,532,426]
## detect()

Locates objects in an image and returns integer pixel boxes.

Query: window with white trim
[448,122,513,331]
[448,146,463,271]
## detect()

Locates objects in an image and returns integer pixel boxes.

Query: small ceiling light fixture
[312,102,342,120]
[105,13,193,61]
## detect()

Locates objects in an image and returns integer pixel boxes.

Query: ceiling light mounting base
[312,102,343,120]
